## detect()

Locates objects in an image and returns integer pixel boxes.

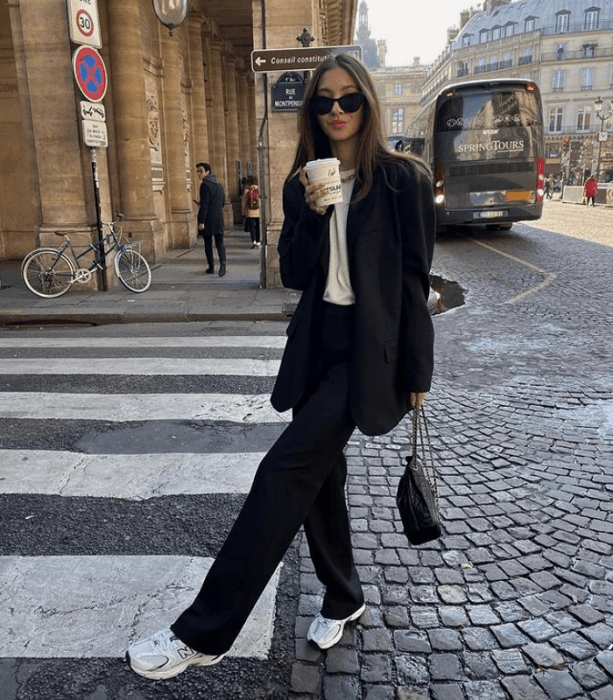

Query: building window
[501,52,512,69]
[479,28,489,43]
[581,67,594,91]
[552,69,565,92]
[610,65,613,88]
[489,54,499,71]
[475,57,487,74]
[391,108,404,134]
[462,34,471,48]
[394,83,403,95]
[505,22,515,37]
[549,107,563,133]
[525,17,535,32]
[492,26,501,41]
[555,12,570,33]
[457,61,469,78]
[577,106,591,132]
[585,9,599,31]
[519,48,533,65]
[556,44,566,60]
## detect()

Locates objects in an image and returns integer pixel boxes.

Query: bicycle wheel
[22,250,75,298]
[20,247,60,274]
[114,248,151,292]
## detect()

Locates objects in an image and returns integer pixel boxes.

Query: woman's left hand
[410,392,427,409]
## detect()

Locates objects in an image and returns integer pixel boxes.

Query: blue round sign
[72,46,107,102]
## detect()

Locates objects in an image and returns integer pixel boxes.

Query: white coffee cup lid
[306,158,340,169]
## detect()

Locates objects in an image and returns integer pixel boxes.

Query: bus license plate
[474,210,508,219]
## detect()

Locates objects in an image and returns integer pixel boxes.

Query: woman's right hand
[299,168,328,216]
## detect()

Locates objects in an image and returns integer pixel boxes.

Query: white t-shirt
[323,170,356,305]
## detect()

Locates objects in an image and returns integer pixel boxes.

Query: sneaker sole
[307,603,366,650]
[126,651,225,680]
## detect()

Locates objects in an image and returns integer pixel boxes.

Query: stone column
[256,0,318,287]
[223,54,241,222]
[205,37,231,223]
[8,0,89,241]
[160,26,192,248]
[236,68,251,173]
[106,0,162,260]
[187,16,208,239]
[188,17,209,165]
[247,79,257,167]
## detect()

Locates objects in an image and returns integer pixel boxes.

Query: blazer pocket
[383,340,399,364]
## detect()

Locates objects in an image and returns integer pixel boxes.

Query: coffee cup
[305,158,343,207]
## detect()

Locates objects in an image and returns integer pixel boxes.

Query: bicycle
[21,214,152,298]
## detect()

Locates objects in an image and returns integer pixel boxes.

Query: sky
[363,0,475,67]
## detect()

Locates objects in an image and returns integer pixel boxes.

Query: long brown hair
[286,53,423,202]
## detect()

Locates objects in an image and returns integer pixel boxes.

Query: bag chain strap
[412,406,439,504]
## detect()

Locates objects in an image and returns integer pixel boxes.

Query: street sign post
[67,0,102,48]
[82,119,108,148]
[271,72,305,112]
[79,100,106,122]
[251,45,362,73]
[72,46,108,102]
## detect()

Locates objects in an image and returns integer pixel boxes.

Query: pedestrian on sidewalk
[241,175,261,248]
[126,53,435,681]
[196,162,227,276]
[584,174,598,206]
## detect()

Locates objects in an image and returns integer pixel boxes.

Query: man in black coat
[196,162,227,276]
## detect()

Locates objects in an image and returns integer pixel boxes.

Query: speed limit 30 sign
[67,0,102,48]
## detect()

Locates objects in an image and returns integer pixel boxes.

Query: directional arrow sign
[251,45,362,73]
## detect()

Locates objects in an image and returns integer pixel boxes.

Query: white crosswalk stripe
[0,332,287,662]
[0,358,281,375]
[0,392,289,422]
[0,450,265,499]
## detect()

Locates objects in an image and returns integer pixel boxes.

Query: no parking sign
[72,46,107,102]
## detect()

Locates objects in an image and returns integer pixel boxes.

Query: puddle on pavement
[430,274,466,314]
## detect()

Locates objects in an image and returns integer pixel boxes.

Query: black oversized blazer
[270,157,436,437]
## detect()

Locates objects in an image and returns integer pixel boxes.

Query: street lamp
[593,95,613,179]
[152,0,189,35]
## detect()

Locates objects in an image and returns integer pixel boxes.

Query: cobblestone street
[289,201,613,700]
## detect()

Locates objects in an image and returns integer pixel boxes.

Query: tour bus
[415,79,544,232]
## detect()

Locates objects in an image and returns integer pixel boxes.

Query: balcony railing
[518,55,533,65]
[542,46,613,62]
[541,18,613,36]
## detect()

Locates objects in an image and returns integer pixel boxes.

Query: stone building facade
[0,0,357,288]
[373,60,429,145]
[414,0,613,184]
[354,2,427,146]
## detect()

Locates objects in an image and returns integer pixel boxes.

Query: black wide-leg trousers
[172,303,364,655]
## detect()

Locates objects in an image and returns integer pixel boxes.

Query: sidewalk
[0,227,295,326]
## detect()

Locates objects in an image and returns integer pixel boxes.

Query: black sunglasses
[310,92,366,115]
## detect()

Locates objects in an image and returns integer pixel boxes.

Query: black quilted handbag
[396,406,442,545]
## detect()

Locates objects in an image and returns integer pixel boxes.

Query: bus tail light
[434,163,445,205]
[536,157,545,201]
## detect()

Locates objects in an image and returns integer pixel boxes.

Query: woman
[241,175,261,247]
[126,53,435,681]
[584,175,598,206]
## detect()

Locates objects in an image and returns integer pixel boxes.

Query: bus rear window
[436,90,542,131]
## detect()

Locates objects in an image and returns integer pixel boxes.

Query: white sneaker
[126,627,225,680]
[307,603,366,650]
